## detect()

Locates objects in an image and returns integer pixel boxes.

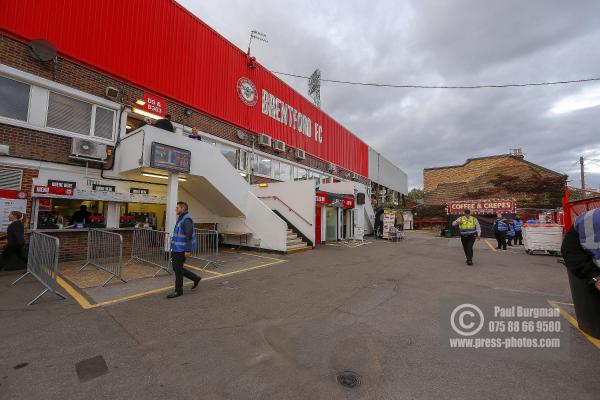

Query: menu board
[0,198,27,231]
[150,142,191,173]
[382,211,396,239]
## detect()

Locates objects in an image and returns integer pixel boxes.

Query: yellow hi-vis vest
[458,216,477,235]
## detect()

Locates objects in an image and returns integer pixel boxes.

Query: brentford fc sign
[447,199,515,214]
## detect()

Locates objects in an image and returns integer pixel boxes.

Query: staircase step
[287,242,309,251]
[287,238,303,245]
[287,233,298,239]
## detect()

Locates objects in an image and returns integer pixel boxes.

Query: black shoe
[467,260,473,265]
[192,277,202,290]
[502,247,507,250]
[166,291,182,299]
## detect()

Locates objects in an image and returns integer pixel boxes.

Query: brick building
[0,0,407,253]
[423,153,567,210]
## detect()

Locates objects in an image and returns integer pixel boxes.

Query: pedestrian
[506,220,515,246]
[452,209,481,265]
[153,114,174,132]
[69,204,91,228]
[513,215,523,245]
[561,209,600,291]
[0,211,27,271]
[166,201,201,299]
[493,213,508,250]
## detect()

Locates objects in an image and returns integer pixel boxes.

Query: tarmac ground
[1,231,598,400]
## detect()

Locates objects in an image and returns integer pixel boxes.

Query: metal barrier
[79,229,126,286]
[128,228,172,277]
[190,229,219,269]
[11,232,66,306]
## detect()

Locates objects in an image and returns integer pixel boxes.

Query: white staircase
[115,126,288,252]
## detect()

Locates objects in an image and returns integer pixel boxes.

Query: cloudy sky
[181,0,600,190]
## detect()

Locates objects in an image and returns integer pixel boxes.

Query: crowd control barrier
[11,232,66,306]
[128,228,172,277]
[190,229,219,269]
[79,229,126,286]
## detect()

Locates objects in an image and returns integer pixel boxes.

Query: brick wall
[423,155,566,207]
[0,34,368,185]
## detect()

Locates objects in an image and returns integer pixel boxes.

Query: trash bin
[567,269,600,339]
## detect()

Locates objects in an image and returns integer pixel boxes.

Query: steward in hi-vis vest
[166,201,202,299]
[493,213,509,250]
[451,209,481,266]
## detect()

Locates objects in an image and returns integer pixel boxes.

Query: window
[47,92,92,135]
[239,150,248,171]
[94,107,115,139]
[252,155,272,176]
[0,76,30,121]
[279,163,291,181]
[295,168,307,181]
[218,143,238,168]
[0,168,23,190]
[273,161,281,180]
[46,91,116,140]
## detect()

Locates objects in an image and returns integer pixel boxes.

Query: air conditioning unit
[105,86,120,101]
[351,172,358,180]
[327,163,335,172]
[295,148,306,160]
[70,138,108,161]
[272,140,285,152]
[257,133,272,146]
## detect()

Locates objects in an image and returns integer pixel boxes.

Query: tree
[407,188,424,203]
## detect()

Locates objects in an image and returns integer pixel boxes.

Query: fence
[128,228,172,276]
[11,232,66,306]
[190,229,219,269]
[79,229,126,286]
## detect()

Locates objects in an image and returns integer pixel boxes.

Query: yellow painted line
[56,276,94,309]
[548,300,600,350]
[223,250,284,262]
[64,258,288,309]
[185,264,223,276]
[484,239,497,252]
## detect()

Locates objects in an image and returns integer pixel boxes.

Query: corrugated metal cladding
[368,148,408,194]
[0,0,369,176]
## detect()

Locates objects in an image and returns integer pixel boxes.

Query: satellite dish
[236,130,246,140]
[28,39,57,62]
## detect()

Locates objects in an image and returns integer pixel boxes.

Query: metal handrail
[257,196,312,226]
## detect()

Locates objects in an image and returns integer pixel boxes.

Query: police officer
[513,215,523,245]
[506,220,516,246]
[452,209,481,265]
[166,201,201,299]
[493,213,508,250]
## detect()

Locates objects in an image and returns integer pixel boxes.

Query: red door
[315,206,322,245]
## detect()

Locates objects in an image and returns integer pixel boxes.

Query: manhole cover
[337,371,361,389]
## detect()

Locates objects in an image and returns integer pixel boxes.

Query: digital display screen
[150,142,191,173]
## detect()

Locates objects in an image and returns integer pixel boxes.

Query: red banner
[34,186,74,196]
[343,197,355,209]
[447,199,515,214]
[315,192,328,205]
[0,189,28,199]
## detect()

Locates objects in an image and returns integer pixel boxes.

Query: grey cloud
[181,0,600,190]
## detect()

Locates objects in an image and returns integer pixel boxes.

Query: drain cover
[75,355,109,382]
[337,371,361,389]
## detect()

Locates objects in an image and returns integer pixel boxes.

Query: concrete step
[287,242,309,251]
[286,238,303,245]
[287,233,298,239]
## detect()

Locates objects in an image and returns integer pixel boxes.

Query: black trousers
[460,235,476,261]
[495,232,507,249]
[514,231,523,245]
[171,251,199,294]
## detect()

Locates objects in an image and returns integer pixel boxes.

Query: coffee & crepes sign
[447,199,515,214]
